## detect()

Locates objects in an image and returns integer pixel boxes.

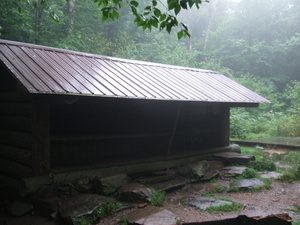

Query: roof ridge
[0,39,215,73]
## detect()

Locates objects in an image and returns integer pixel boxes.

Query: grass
[205,197,243,212]
[73,202,123,225]
[293,221,300,225]
[150,190,166,206]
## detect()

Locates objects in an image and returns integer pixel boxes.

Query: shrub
[150,190,166,206]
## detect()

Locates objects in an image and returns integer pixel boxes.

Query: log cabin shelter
[0,39,269,190]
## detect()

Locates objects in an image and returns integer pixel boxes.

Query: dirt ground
[97,180,300,225]
[1,148,300,225]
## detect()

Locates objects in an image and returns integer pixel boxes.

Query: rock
[9,201,33,216]
[207,161,224,169]
[137,174,176,184]
[259,171,282,179]
[229,144,241,153]
[127,206,180,225]
[178,160,210,180]
[74,177,93,193]
[231,178,264,190]
[214,152,255,164]
[151,177,186,192]
[181,196,233,210]
[98,174,131,195]
[118,183,156,203]
[59,194,115,222]
[201,169,219,181]
[219,166,247,178]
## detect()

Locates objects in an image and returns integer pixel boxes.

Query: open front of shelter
[0,39,269,192]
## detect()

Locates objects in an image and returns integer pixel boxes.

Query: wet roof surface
[0,39,269,103]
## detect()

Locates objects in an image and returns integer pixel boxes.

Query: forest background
[1,0,299,139]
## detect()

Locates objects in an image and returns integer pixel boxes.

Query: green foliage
[205,197,243,212]
[227,186,239,193]
[73,202,122,225]
[120,216,128,225]
[249,161,276,172]
[150,190,166,206]
[293,221,300,225]
[241,168,259,179]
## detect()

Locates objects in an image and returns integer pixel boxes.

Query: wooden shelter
[0,39,269,192]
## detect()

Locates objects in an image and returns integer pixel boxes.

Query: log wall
[0,75,33,179]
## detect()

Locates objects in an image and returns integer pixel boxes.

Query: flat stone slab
[151,177,186,192]
[178,160,210,180]
[259,171,282,179]
[99,174,132,195]
[127,206,180,225]
[219,166,247,178]
[119,183,156,203]
[181,196,232,210]
[214,152,255,164]
[59,194,115,219]
[231,178,264,190]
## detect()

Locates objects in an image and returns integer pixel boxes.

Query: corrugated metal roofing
[0,39,269,103]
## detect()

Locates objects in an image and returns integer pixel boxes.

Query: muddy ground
[97,180,300,224]
[1,148,300,225]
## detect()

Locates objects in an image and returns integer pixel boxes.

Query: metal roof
[0,39,269,103]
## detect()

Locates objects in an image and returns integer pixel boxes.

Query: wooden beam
[0,92,30,103]
[0,159,32,178]
[0,115,31,132]
[221,105,230,146]
[31,99,50,176]
[0,130,32,149]
[0,144,32,166]
[0,103,31,116]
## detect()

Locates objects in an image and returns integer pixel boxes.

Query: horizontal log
[0,144,32,166]
[0,159,32,178]
[0,116,31,132]
[51,133,172,141]
[19,176,52,197]
[0,174,20,188]
[0,92,30,103]
[0,103,31,116]
[0,130,32,149]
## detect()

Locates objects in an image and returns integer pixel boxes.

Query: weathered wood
[51,133,171,141]
[31,99,50,176]
[0,144,32,166]
[0,159,32,178]
[220,105,230,146]
[0,92,30,103]
[0,174,20,188]
[0,103,31,116]
[19,176,52,197]
[0,130,32,149]
[0,115,31,132]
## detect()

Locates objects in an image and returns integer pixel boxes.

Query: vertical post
[31,97,50,176]
[220,104,230,146]
[167,102,182,158]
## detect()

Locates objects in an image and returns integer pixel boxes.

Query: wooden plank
[0,103,31,116]
[0,92,30,103]
[0,144,32,166]
[51,132,171,141]
[0,130,32,149]
[0,115,31,132]
[31,99,50,176]
[0,159,32,178]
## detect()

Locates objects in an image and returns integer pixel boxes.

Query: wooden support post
[220,104,230,146]
[167,102,182,158]
[31,98,50,176]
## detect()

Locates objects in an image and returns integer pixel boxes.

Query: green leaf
[154,8,161,17]
[152,0,158,6]
[174,4,181,15]
[180,0,188,9]
[177,30,184,39]
[160,14,167,21]
[130,1,139,7]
